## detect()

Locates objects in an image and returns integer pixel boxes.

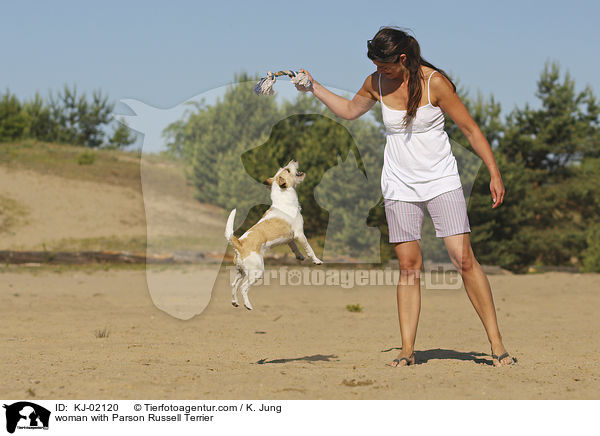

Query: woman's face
[372,55,407,80]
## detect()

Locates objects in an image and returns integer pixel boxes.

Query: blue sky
[2,0,598,148]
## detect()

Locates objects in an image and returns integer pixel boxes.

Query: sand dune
[0,156,225,252]
[0,166,146,249]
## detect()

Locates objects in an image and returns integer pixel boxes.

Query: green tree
[0,90,27,141]
[77,90,114,148]
[581,221,600,272]
[470,60,600,272]
[107,118,137,149]
[48,84,114,147]
[48,84,80,145]
[1,85,138,149]
[21,92,56,141]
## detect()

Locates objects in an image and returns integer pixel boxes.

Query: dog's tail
[225,209,244,254]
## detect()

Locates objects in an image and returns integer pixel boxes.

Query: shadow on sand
[255,354,339,365]
[382,347,493,366]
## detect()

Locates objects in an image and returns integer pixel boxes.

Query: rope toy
[254,70,312,95]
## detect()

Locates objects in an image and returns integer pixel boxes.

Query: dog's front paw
[312,258,323,265]
[295,254,305,261]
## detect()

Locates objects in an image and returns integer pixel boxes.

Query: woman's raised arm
[296,69,377,120]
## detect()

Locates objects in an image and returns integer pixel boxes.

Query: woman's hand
[295,68,316,93]
[490,174,505,208]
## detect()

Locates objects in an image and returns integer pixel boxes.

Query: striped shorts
[384,187,471,243]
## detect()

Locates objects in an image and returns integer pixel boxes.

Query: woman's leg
[443,233,514,366]
[389,240,422,366]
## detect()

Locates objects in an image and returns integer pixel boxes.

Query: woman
[296,26,515,367]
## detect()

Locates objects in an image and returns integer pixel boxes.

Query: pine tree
[470,60,600,271]
[0,90,27,141]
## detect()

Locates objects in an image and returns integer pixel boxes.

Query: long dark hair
[367,26,456,128]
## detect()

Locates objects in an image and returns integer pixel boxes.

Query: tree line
[0,84,135,148]
[2,63,597,273]
[164,61,600,273]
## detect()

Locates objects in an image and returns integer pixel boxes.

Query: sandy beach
[1,265,598,400]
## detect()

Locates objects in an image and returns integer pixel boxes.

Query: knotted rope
[254,70,312,95]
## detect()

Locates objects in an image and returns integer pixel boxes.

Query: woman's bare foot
[387,351,415,367]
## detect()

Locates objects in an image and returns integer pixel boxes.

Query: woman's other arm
[430,73,505,209]
[295,69,377,120]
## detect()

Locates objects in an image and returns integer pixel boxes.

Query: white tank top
[379,70,462,201]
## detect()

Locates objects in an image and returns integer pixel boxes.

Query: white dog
[225,160,323,310]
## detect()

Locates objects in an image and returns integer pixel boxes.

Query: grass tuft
[95,327,110,338]
[346,303,363,313]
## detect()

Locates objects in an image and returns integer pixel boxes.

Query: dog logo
[116,78,482,317]
[3,402,50,433]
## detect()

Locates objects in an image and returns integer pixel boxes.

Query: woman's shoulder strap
[427,70,438,106]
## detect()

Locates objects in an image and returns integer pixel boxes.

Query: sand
[0,160,225,252]
[1,266,599,400]
[0,166,146,249]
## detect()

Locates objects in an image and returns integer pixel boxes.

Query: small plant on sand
[95,327,110,338]
[341,378,373,387]
[346,304,363,313]
[41,242,55,262]
[77,150,96,165]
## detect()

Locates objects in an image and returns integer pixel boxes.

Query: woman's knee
[444,234,477,273]
[450,250,476,273]
[396,255,423,275]
[398,258,422,272]
[393,241,422,279]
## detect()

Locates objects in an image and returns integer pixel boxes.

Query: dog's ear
[263,177,274,187]
[276,175,287,189]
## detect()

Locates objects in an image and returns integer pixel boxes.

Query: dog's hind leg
[231,269,244,307]
[240,268,263,310]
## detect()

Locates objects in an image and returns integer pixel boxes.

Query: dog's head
[263,160,305,190]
